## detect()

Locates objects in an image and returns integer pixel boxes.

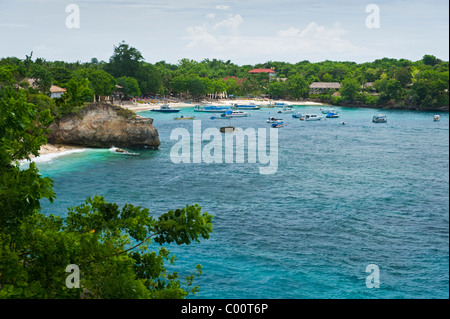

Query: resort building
[49,85,67,99]
[248,68,277,77]
[309,82,341,95]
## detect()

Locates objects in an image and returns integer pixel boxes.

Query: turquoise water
[36,105,449,299]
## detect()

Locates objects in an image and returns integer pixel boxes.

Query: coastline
[121,98,325,112]
[24,144,88,163]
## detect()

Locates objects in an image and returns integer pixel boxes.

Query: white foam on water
[20,148,88,164]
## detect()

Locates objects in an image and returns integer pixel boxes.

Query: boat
[326,111,340,118]
[109,147,140,156]
[267,117,283,123]
[174,115,195,120]
[231,103,261,110]
[271,121,284,128]
[304,114,323,121]
[277,107,294,114]
[194,105,231,113]
[292,112,304,119]
[372,114,387,123]
[220,126,238,133]
[221,110,249,118]
[433,115,440,122]
[150,104,180,113]
[210,116,229,120]
[321,108,333,114]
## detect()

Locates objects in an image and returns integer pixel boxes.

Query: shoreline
[121,98,325,112]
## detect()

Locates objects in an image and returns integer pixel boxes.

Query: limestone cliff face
[47,103,160,149]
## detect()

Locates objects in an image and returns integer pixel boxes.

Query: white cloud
[184,19,363,62]
[205,13,215,19]
[215,5,231,11]
[213,14,243,34]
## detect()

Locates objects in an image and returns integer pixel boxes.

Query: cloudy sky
[0,0,448,65]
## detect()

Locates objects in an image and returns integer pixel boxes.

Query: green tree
[74,69,116,98]
[0,86,214,299]
[117,77,141,98]
[268,81,286,98]
[136,63,163,96]
[286,74,309,100]
[340,77,361,101]
[106,41,144,78]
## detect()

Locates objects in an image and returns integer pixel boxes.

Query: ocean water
[34,105,449,299]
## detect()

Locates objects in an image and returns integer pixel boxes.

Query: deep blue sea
[34,105,449,299]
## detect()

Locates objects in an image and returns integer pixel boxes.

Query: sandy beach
[122,99,324,112]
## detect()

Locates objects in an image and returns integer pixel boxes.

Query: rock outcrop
[47,103,160,149]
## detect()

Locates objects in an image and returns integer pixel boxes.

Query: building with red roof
[248,68,276,74]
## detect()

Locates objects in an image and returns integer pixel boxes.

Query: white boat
[434,115,440,122]
[277,107,294,114]
[194,105,231,113]
[150,104,180,113]
[372,114,387,123]
[304,114,323,121]
[321,108,333,114]
[221,110,250,118]
[109,147,140,156]
[231,103,261,110]
[267,117,283,123]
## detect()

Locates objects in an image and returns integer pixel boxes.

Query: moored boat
[292,112,304,119]
[267,117,283,123]
[231,103,261,110]
[194,105,231,113]
[372,114,387,123]
[109,147,140,156]
[277,107,294,114]
[220,126,238,133]
[150,104,181,113]
[174,115,195,120]
[326,111,340,118]
[221,110,249,118]
[304,114,323,121]
[271,121,284,128]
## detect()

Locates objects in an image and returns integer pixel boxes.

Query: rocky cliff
[47,103,161,149]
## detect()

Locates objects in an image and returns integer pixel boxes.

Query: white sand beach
[121,99,324,112]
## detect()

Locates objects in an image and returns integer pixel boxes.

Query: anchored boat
[304,114,323,121]
[194,105,231,113]
[372,114,387,123]
[151,104,181,113]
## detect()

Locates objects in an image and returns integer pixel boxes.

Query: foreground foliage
[0,86,213,299]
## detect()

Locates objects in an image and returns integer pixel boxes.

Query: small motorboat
[150,104,181,113]
[221,110,249,118]
[304,114,323,121]
[267,117,283,123]
[326,111,340,118]
[231,103,261,110]
[292,112,304,119]
[174,115,195,120]
[220,126,238,133]
[277,107,294,114]
[372,114,387,123]
[321,108,333,114]
[109,147,140,156]
[194,105,231,113]
[433,115,440,122]
[271,121,284,128]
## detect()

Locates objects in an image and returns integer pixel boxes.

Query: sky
[0,0,448,65]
